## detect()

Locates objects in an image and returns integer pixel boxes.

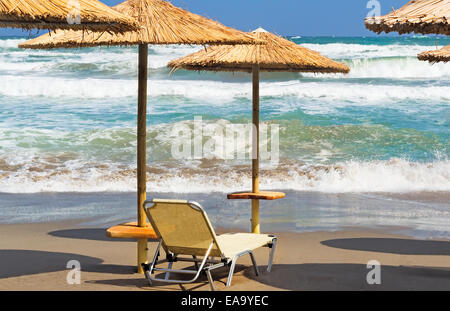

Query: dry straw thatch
[168,28,350,73]
[0,0,138,31]
[19,0,257,48]
[418,44,450,62]
[365,0,450,35]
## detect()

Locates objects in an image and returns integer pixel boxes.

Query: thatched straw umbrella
[0,0,137,32]
[168,28,350,234]
[418,44,450,62]
[19,0,257,274]
[19,0,257,47]
[365,0,449,35]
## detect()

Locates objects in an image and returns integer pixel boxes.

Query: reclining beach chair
[141,199,277,291]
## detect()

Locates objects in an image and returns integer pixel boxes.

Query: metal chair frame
[142,199,277,291]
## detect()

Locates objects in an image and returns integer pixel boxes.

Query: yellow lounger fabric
[145,200,222,257]
[145,200,273,259]
[216,233,274,259]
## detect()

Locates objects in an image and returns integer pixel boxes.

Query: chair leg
[145,242,215,287]
[144,269,152,286]
[249,251,259,276]
[165,261,173,280]
[267,238,277,272]
[226,258,238,287]
[206,269,216,291]
[193,255,199,270]
[144,239,162,286]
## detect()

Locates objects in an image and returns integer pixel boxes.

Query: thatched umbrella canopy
[0,0,137,32]
[418,44,450,62]
[19,0,257,48]
[19,0,257,274]
[169,28,350,234]
[365,0,450,35]
[169,28,350,73]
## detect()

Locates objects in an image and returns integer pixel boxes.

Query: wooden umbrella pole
[251,64,260,234]
[137,44,148,274]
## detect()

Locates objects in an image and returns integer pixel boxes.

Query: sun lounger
[141,199,277,291]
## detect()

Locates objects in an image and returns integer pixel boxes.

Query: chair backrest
[144,199,223,258]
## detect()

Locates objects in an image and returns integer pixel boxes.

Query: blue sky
[0,0,407,37]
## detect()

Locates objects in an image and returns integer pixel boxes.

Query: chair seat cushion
[216,233,274,259]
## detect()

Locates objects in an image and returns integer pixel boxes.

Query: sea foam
[0,157,448,194]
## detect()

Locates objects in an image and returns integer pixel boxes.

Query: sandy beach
[1,220,449,291]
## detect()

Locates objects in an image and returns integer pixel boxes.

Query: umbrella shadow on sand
[320,238,450,255]
[246,238,450,290]
[244,263,450,291]
[0,250,135,279]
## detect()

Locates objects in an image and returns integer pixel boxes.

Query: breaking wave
[0,157,448,193]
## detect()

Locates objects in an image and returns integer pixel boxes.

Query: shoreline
[1,220,450,291]
[0,190,449,239]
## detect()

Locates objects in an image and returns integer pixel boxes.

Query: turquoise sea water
[0,35,449,194]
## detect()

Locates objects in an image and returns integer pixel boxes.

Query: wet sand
[1,220,450,291]
[1,190,449,239]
